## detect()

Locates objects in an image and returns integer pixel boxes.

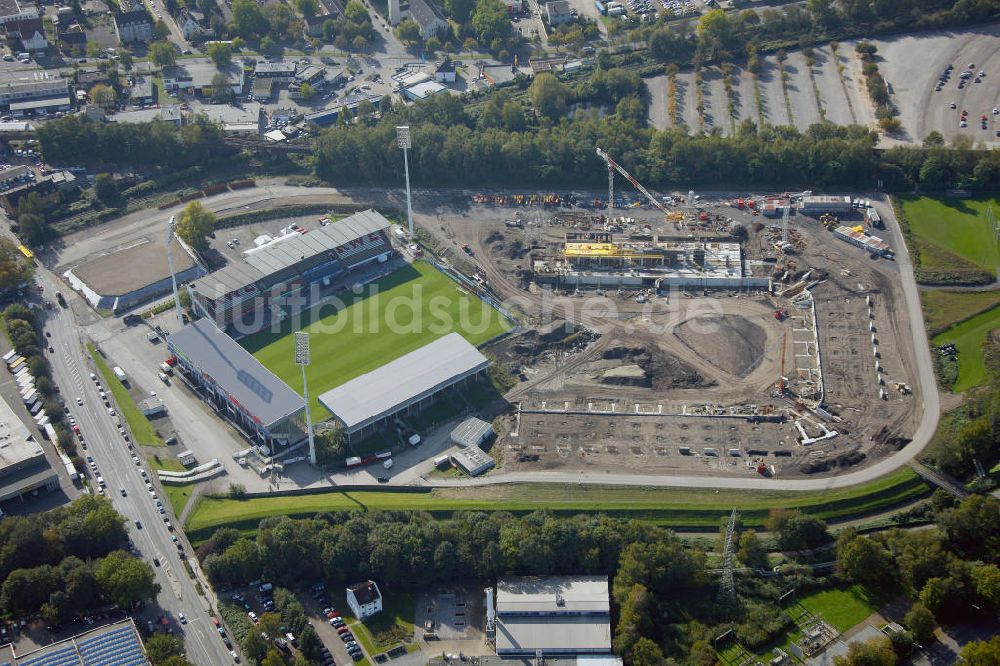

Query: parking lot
[648,23,1000,145]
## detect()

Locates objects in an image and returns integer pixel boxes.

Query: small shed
[177,449,196,466]
[450,417,494,448]
[451,446,495,476]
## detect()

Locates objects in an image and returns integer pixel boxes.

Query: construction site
[425,148,920,480]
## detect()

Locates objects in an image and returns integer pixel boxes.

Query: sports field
[185,468,930,540]
[239,261,511,419]
[933,304,1000,392]
[899,195,1000,271]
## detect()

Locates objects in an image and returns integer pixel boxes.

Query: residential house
[113,9,153,44]
[434,55,456,83]
[6,18,46,51]
[0,177,58,214]
[0,0,38,26]
[57,24,87,51]
[544,0,573,25]
[303,0,343,35]
[176,9,202,39]
[130,76,154,105]
[408,0,447,39]
[346,581,382,620]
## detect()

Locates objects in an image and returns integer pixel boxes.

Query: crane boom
[596,146,672,217]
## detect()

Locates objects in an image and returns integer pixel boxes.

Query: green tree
[149,41,177,68]
[836,532,895,590]
[231,0,268,37]
[175,200,215,251]
[940,496,1000,562]
[972,564,1000,607]
[395,19,421,47]
[298,82,316,100]
[833,635,895,666]
[294,0,318,16]
[145,634,186,666]
[904,603,935,645]
[90,84,117,108]
[630,637,665,666]
[242,630,267,664]
[261,649,285,666]
[767,509,830,551]
[961,636,1000,665]
[471,0,511,49]
[154,19,170,39]
[93,173,118,206]
[0,237,34,293]
[94,551,158,608]
[528,72,568,120]
[211,72,234,103]
[207,42,232,67]
[736,530,768,569]
[445,0,475,22]
[315,426,346,465]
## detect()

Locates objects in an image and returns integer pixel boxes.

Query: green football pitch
[239,261,511,419]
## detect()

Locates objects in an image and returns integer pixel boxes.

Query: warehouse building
[319,333,490,442]
[167,318,307,451]
[189,209,392,332]
[799,195,853,215]
[492,576,612,656]
[0,393,58,508]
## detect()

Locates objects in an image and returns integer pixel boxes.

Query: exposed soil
[674,314,767,378]
[594,346,714,390]
[487,319,600,373]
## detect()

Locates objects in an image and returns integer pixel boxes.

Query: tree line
[0,496,159,622]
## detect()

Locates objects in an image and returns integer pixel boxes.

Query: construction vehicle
[773,309,787,321]
[596,146,677,223]
[819,213,839,229]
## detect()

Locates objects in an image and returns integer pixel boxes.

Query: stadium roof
[243,209,390,275]
[167,318,303,428]
[191,209,391,300]
[319,333,490,433]
[497,576,610,614]
[4,619,149,665]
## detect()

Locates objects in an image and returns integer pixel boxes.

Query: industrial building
[189,209,392,331]
[0,392,58,508]
[451,445,495,476]
[534,232,770,290]
[318,333,491,442]
[304,93,380,126]
[799,195,853,215]
[161,61,246,97]
[491,576,612,656]
[64,235,205,312]
[0,619,149,665]
[450,417,495,448]
[167,318,307,451]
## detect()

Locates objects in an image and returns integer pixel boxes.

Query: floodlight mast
[294,331,316,465]
[165,215,183,323]
[396,125,414,241]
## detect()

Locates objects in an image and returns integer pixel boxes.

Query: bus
[17,244,34,263]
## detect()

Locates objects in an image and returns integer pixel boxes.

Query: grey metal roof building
[494,576,612,656]
[451,417,494,448]
[319,333,490,439]
[167,318,303,432]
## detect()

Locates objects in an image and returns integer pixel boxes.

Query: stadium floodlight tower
[396,125,414,241]
[165,215,183,323]
[294,331,317,465]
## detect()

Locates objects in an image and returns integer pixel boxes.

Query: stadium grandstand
[190,209,392,332]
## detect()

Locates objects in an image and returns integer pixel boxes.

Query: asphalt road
[21,246,235,666]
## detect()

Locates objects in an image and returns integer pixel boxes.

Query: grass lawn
[88,344,164,446]
[932,304,1000,391]
[921,289,1000,335]
[899,196,1000,271]
[798,585,879,632]
[147,455,194,515]
[241,262,511,420]
[345,591,415,657]
[185,468,929,538]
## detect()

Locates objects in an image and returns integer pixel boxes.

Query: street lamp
[294,331,317,465]
[396,125,414,241]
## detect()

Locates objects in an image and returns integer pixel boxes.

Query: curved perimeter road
[60,186,940,493]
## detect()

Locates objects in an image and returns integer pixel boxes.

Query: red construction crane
[596,146,673,219]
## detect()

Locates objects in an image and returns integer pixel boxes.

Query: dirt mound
[488,320,600,371]
[596,346,714,390]
[674,314,767,378]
